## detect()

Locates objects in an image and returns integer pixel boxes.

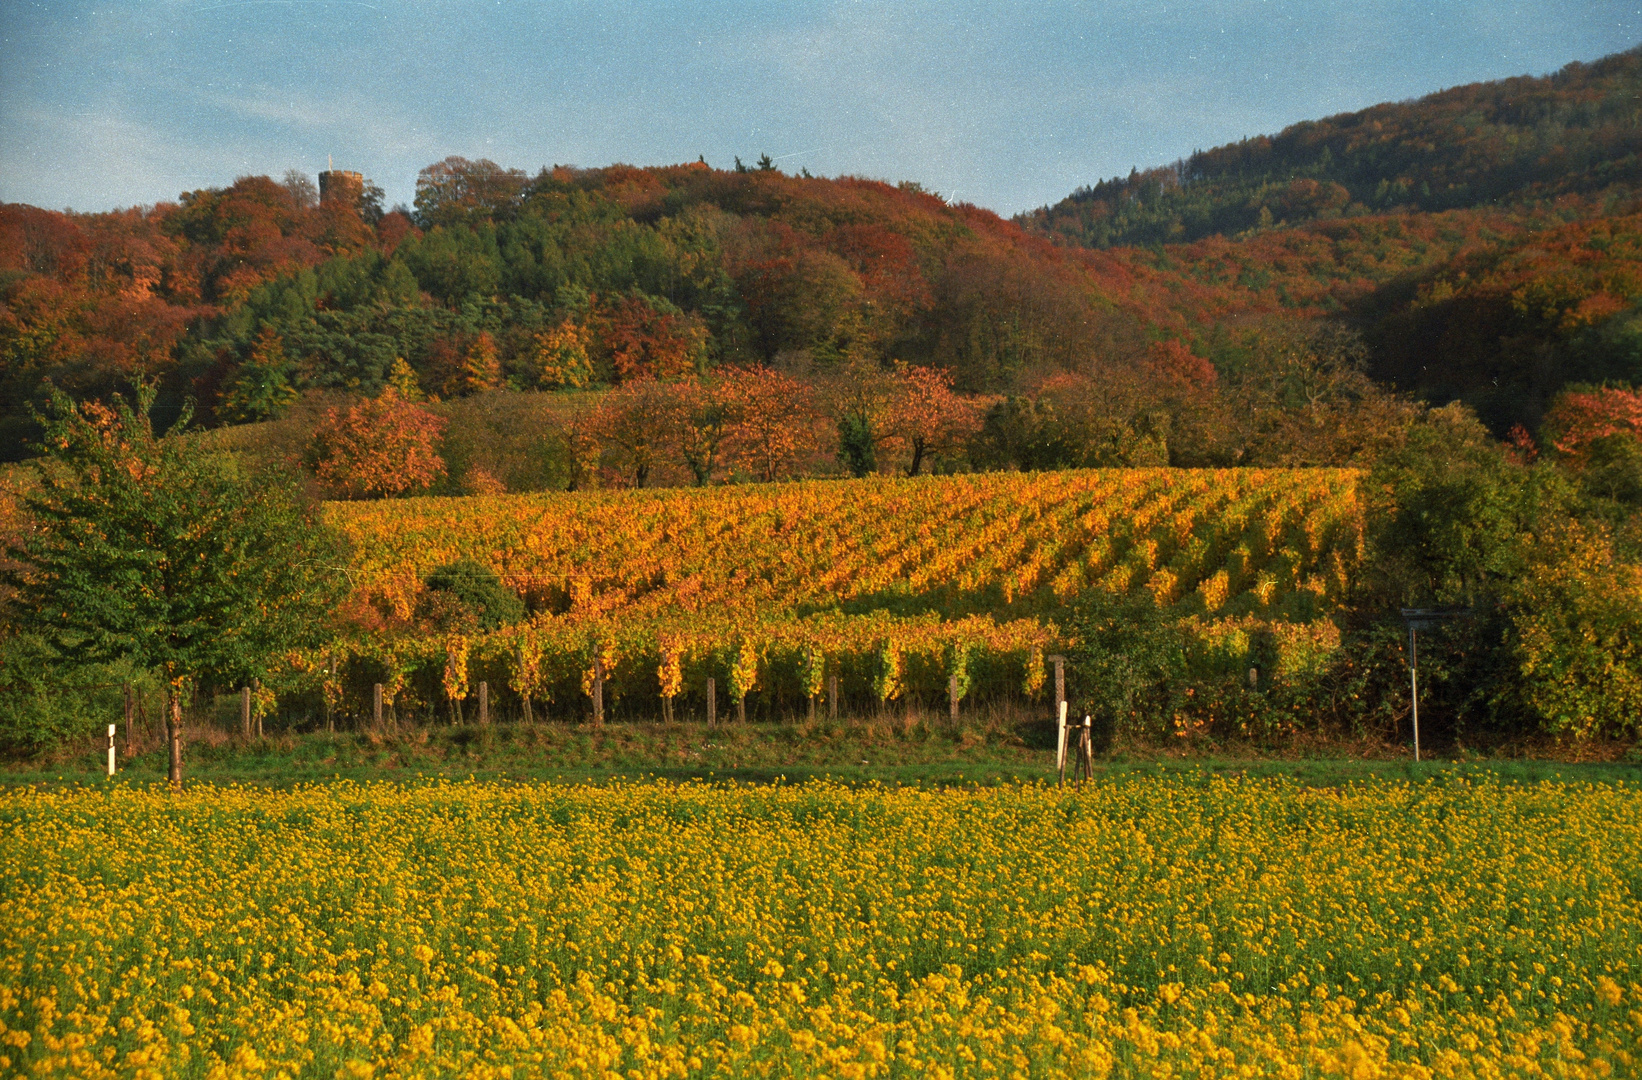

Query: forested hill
[1019,47,1642,250]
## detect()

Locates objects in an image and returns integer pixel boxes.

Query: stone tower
[318,169,364,208]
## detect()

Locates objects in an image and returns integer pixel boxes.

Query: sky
[1,1,1639,218]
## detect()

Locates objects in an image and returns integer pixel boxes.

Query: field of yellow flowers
[4,775,1638,1078]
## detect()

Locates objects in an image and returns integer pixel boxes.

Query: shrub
[419,559,525,632]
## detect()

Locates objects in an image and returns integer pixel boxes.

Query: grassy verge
[7,710,1641,788]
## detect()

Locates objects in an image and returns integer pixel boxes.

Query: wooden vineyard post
[592,659,605,726]
[736,691,746,725]
[662,694,674,724]
[241,686,252,740]
[123,683,134,756]
[808,691,816,723]
[522,693,534,726]
[373,683,384,730]
[167,686,183,791]
[949,674,960,726]
[1048,654,1067,726]
[478,681,489,726]
[253,680,264,740]
[828,672,838,721]
[706,677,716,728]
[325,653,336,734]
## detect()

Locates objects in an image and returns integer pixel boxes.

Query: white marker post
[1055,700,1068,780]
[107,723,117,777]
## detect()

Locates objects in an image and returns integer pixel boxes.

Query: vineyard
[310,468,1362,721]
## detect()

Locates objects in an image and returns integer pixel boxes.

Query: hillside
[1014,46,1642,434]
[1020,47,1642,249]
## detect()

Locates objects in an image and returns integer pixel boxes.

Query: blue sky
[1,1,1638,217]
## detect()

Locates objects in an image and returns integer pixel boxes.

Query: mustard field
[3,776,1639,1078]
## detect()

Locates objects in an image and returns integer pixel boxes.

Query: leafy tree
[219,325,298,422]
[1541,385,1642,463]
[529,320,595,389]
[1362,404,1561,608]
[580,378,676,487]
[3,385,344,784]
[414,157,529,228]
[822,359,897,477]
[308,389,447,498]
[1501,520,1642,739]
[461,331,502,393]
[667,376,736,485]
[882,364,983,475]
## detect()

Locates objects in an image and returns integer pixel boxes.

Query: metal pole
[1410,626,1420,763]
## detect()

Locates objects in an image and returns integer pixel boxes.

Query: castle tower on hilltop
[318,167,364,208]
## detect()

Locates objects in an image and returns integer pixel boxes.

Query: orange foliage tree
[721,368,824,482]
[308,389,447,498]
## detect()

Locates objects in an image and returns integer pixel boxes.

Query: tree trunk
[167,688,184,791]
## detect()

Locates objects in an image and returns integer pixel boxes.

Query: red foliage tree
[591,293,710,382]
[883,365,984,476]
[1541,386,1642,464]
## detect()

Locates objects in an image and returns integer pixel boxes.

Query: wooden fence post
[123,683,134,756]
[949,674,960,725]
[828,672,838,721]
[253,679,263,740]
[1048,654,1067,722]
[478,681,489,726]
[706,677,716,728]
[592,659,604,725]
[373,683,384,729]
[241,686,252,739]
